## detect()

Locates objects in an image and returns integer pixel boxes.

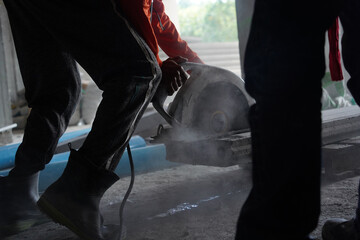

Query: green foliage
[178,5,206,38]
[178,0,237,42]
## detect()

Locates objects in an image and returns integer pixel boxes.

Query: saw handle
[152,86,179,126]
[152,62,202,126]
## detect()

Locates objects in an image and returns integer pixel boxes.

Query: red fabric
[118,0,162,65]
[328,18,343,81]
[118,0,202,66]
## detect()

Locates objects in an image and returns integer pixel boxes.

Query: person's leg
[342,0,360,106]
[235,0,340,239]
[2,0,161,238]
[322,0,360,239]
[336,0,360,224]
[3,1,81,178]
[3,0,161,239]
[0,0,81,237]
[15,0,160,169]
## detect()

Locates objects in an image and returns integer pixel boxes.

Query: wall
[0,0,14,144]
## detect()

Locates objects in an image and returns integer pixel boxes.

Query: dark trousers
[3,0,161,176]
[341,0,360,226]
[342,0,360,104]
[235,0,357,239]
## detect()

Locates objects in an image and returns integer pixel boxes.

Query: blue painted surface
[57,128,91,142]
[0,144,174,192]
[0,129,177,192]
[0,129,94,170]
[0,143,20,170]
[0,128,146,169]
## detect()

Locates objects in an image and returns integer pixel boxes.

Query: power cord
[117,144,135,240]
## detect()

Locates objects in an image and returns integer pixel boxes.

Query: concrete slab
[5,162,360,240]
[6,164,250,240]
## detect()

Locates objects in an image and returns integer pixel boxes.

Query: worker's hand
[160,56,190,96]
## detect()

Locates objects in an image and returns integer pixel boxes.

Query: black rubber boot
[0,172,45,238]
[322,218,360,240]
[37,149,119,240]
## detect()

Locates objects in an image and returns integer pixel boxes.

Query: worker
[0,0,198,239]
[118,0,203,95]
[321,0,360,239]
[234,0,358,239]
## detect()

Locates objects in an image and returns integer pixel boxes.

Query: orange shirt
[118,0,202,66]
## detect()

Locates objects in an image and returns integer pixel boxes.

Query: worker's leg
[3,2,82,177]
[9,0,160,170]
[235,0,340,239]
[342,0,360,105]
[1,0,81,237]
[2,0,160,239]
[322,0,360,239]
[340,0,360,228]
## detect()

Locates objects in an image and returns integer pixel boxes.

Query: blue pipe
[0,128,179,192]
[0,129,176,192]
[0,142,174,192]
[0,128,146,170]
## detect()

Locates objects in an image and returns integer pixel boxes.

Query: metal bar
[0,123,17,133]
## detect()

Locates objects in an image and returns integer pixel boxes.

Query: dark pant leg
[340,0,360,105]
[357,178,360,228]
[5,0,161,170]
[3,0,81,176]
[235,0,340,239]
[339,0,360,222]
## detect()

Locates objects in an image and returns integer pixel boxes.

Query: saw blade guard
[153,62,254,136]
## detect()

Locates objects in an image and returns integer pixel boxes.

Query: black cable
[117,144,135,240]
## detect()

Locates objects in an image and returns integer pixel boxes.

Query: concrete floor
[5,162,360,240]
[6,164,249,240]
[5,123,360,240]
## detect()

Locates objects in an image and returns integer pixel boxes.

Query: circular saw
[152,62,254,166]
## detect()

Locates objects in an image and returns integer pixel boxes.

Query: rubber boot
[322,218,360,240]
[37,149,119,240]
[0,172,45,238]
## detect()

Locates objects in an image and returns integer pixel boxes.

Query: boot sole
[37,196,96,240]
